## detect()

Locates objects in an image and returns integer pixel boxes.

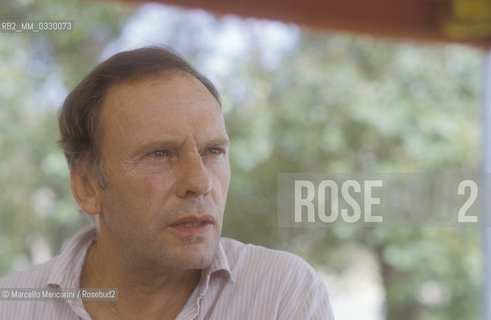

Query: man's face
[95,72,230,270]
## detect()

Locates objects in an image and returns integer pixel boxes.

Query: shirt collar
[45,224,235,287]
[206,238,234,282]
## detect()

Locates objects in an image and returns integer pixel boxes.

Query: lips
[169,215,215,226]
[174,221,208,227]
[168,215,215,240]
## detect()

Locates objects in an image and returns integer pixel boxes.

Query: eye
[149,150,169,158]
[208,147,225,155]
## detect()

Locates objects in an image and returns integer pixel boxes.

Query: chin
[177,239,218,269]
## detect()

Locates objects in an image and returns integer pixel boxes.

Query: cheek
[106,171,171,214]
[213,163,231,203]
[222,159,231,187]
[126,163,175,192]
[101,178,169,236]
[143,173,172,196]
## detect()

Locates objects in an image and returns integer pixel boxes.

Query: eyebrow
[129,137,230,158]
[203,138,230,148]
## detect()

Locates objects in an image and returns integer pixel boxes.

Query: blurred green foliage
[0,0,484,319]
[0,0,132,273]
[222,32,482,320]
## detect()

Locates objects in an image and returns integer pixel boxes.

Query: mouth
[173,221,209,227]
[168,215,215,240]
[169,214,215,226]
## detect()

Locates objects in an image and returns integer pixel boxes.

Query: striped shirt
[0,225,334,319]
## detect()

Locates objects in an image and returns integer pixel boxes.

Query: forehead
[99,73,226,144]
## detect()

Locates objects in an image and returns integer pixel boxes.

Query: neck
[95,241,199,294]
[80,233,200,319]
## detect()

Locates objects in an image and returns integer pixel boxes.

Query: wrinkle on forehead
[98,73,227,158]
[102,73,221,123]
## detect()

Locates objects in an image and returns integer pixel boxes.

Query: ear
[70,166,102,216]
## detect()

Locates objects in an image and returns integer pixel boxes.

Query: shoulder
[218,238,335,319]
[0,258,62,320]
[220,237,322,288]
[0,224,96,289]
[0,257,59,288]
[220,237,319,273]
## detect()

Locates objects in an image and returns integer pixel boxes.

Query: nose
[176,152,212,198]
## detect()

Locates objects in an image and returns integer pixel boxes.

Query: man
[0,47,334,319]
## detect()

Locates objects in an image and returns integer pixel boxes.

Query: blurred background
[0,0,487,319]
